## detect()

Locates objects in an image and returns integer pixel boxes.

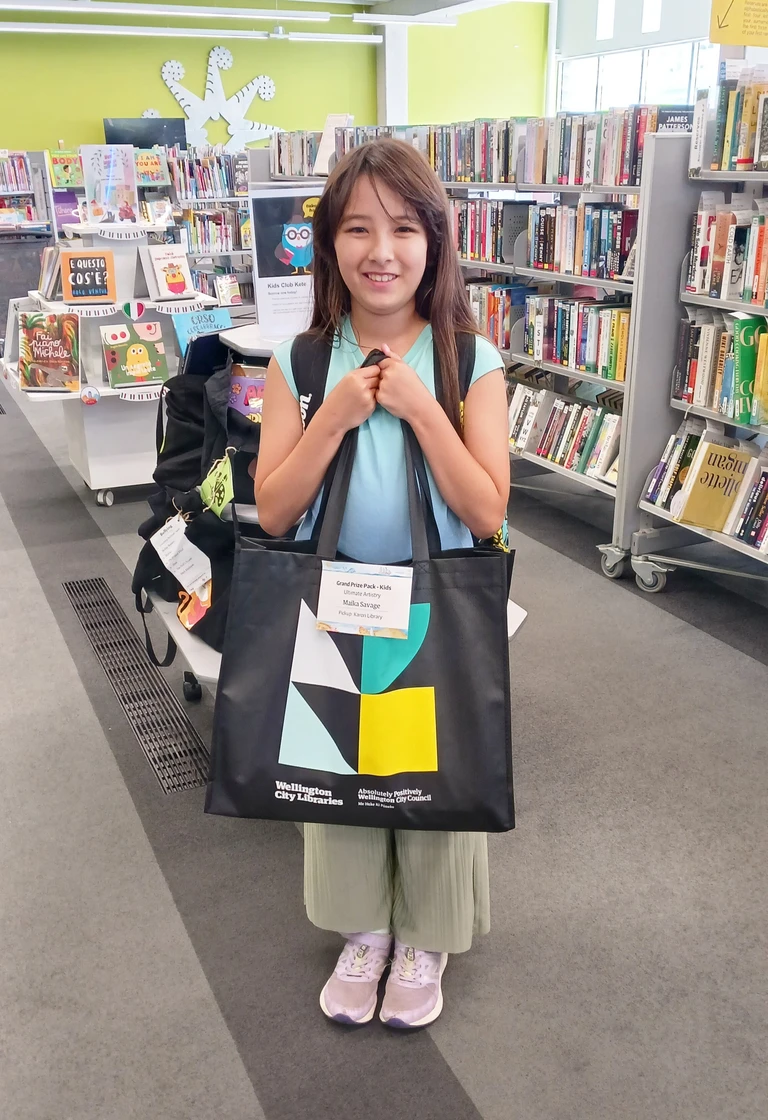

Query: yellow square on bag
[358,687,437,777]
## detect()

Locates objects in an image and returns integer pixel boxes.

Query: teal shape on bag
[361,602,430,695]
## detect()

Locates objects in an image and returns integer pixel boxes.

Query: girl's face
[334,175,429,318]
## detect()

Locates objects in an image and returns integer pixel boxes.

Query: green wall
[0,24,377,150]
[408,3,548,125]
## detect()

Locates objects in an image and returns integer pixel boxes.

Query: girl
[254,139,510,1029]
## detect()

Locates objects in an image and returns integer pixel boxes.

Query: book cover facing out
[19,312,80,392]
[230,367,266,424]
[49,151,84,188]
[148,246,196,298]
[732,315,767,425]
[100,321,168,388]
[60,249,116,304]
[172,307,232,357]
[674,444,753,532]
[81,144,139,225]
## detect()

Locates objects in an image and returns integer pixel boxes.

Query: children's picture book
[140,245,196,300]
[18,312,80,392]
[60,249,116,304]
[48,150,84,189]
[53,189,81,232]
[172,307,232,357]
[81,144,139,224]
[134,149,171,186]
[230,365,266,424]
[214,273,243,306]
[100,321,169,388]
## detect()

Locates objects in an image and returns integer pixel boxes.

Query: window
[558,56,600,114]
[642,43,693,105]
[596,0,616,42]
[641,0,663,35]
[557,40,718,114]
[598,50,643,110]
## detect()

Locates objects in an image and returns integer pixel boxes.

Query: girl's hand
[375,344,436,424]
[320,363,381,434]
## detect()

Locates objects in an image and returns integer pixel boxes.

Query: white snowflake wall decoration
[150,47,278,152]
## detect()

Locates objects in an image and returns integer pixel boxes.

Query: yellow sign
[711,0,768,47]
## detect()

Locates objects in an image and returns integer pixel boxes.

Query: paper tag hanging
[316,561,413,639]
[200,452,234,518]
[150,514,211,595]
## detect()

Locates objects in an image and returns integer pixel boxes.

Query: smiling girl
[254,139,509,1029]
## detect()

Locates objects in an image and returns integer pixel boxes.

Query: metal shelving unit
[458,257,515,275]
[668,396,768,437]
[511,447,617,497]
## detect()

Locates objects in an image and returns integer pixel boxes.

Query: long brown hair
[310,138,478,433]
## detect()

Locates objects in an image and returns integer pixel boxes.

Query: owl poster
[250,188,320,339]
[100,320,169,389]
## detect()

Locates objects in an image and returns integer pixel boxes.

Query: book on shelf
[332,121,526,183]
[526,201,637,279]
[46,150,84,189]
[691,66,768,174]
[53,189,81,232]
[213,273,242,306]
[669,430,756,532]
[100,321,169,389]
[522,294,631,380]
[141,195,174,225]
[181,202,249,253]
[0,204,38,226]
[467,281,525,351]
[524,106,693,189]
[60,248,117,304]
[451,197,522,263]
[168,151,250,199]
[38,245,62,299]
[18,311,80,392]
[508,383,621,482]
[686,189,768,306]
[139,245,197,301]
[239,209,252,250]
[80,144,140,224]
[270,131,323,178]
[134,149,171,187]
[672,309,767,421]
[0,151,33,193]
[171,307,233,357]
[190,266,253,304]
[229,364,267,424]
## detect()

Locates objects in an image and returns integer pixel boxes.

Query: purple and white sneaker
[379,942,448,1029]
[319,933,392,1025]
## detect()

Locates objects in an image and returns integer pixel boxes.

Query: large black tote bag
[205,425,515,832]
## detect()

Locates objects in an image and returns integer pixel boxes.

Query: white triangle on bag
[290,600,360,694]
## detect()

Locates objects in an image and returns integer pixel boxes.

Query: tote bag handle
[316,420,437,564]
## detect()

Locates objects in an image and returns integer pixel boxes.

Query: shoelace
[341,943,377,981]
[393,946,424,987]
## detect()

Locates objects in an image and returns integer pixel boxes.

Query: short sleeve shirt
[273,319,503,563]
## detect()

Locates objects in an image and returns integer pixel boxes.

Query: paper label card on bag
[200,454,234,518]
[150,515,212,595]
[317,561,413,639]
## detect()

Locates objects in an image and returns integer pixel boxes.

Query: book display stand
[1,221,220,506]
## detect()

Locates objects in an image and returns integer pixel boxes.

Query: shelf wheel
[96,489,114,507]
[183,671,203,703]
[635,570,667,594]
[600,554,627,580]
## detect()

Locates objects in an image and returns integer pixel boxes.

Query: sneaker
[319,932,393,1025]
[379,943,448,1029]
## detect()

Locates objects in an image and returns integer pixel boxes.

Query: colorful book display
[47,150,84,188]
[172,307,233,357]
[134,149,171,186]
[60,249,116,304]
[100,321,169,388]
[81,144,140,224]
[18,312,80,392]
[140,245,196,301]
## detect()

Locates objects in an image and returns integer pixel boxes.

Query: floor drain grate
[63,577,210,793]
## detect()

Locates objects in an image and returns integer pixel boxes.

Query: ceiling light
[0,1,331,21]
[0,20,269,36]
[351,12,457,26]
[286,31,382,43]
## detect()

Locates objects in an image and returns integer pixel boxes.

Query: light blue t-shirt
[273,320,503,563]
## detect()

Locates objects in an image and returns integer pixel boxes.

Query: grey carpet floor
[0,379,766,1120]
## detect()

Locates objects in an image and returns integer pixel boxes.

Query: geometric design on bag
[361,603,430,695]
[290,599,359,694]
[278,598,437,777]
[294,683,361,774]
[277,683,356,775]
[358,687,437,776]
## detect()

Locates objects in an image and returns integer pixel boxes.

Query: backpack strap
[290,332,334,430]
[432,332,477,412]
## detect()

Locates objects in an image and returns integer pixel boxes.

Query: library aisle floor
[1,378,766,1120]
